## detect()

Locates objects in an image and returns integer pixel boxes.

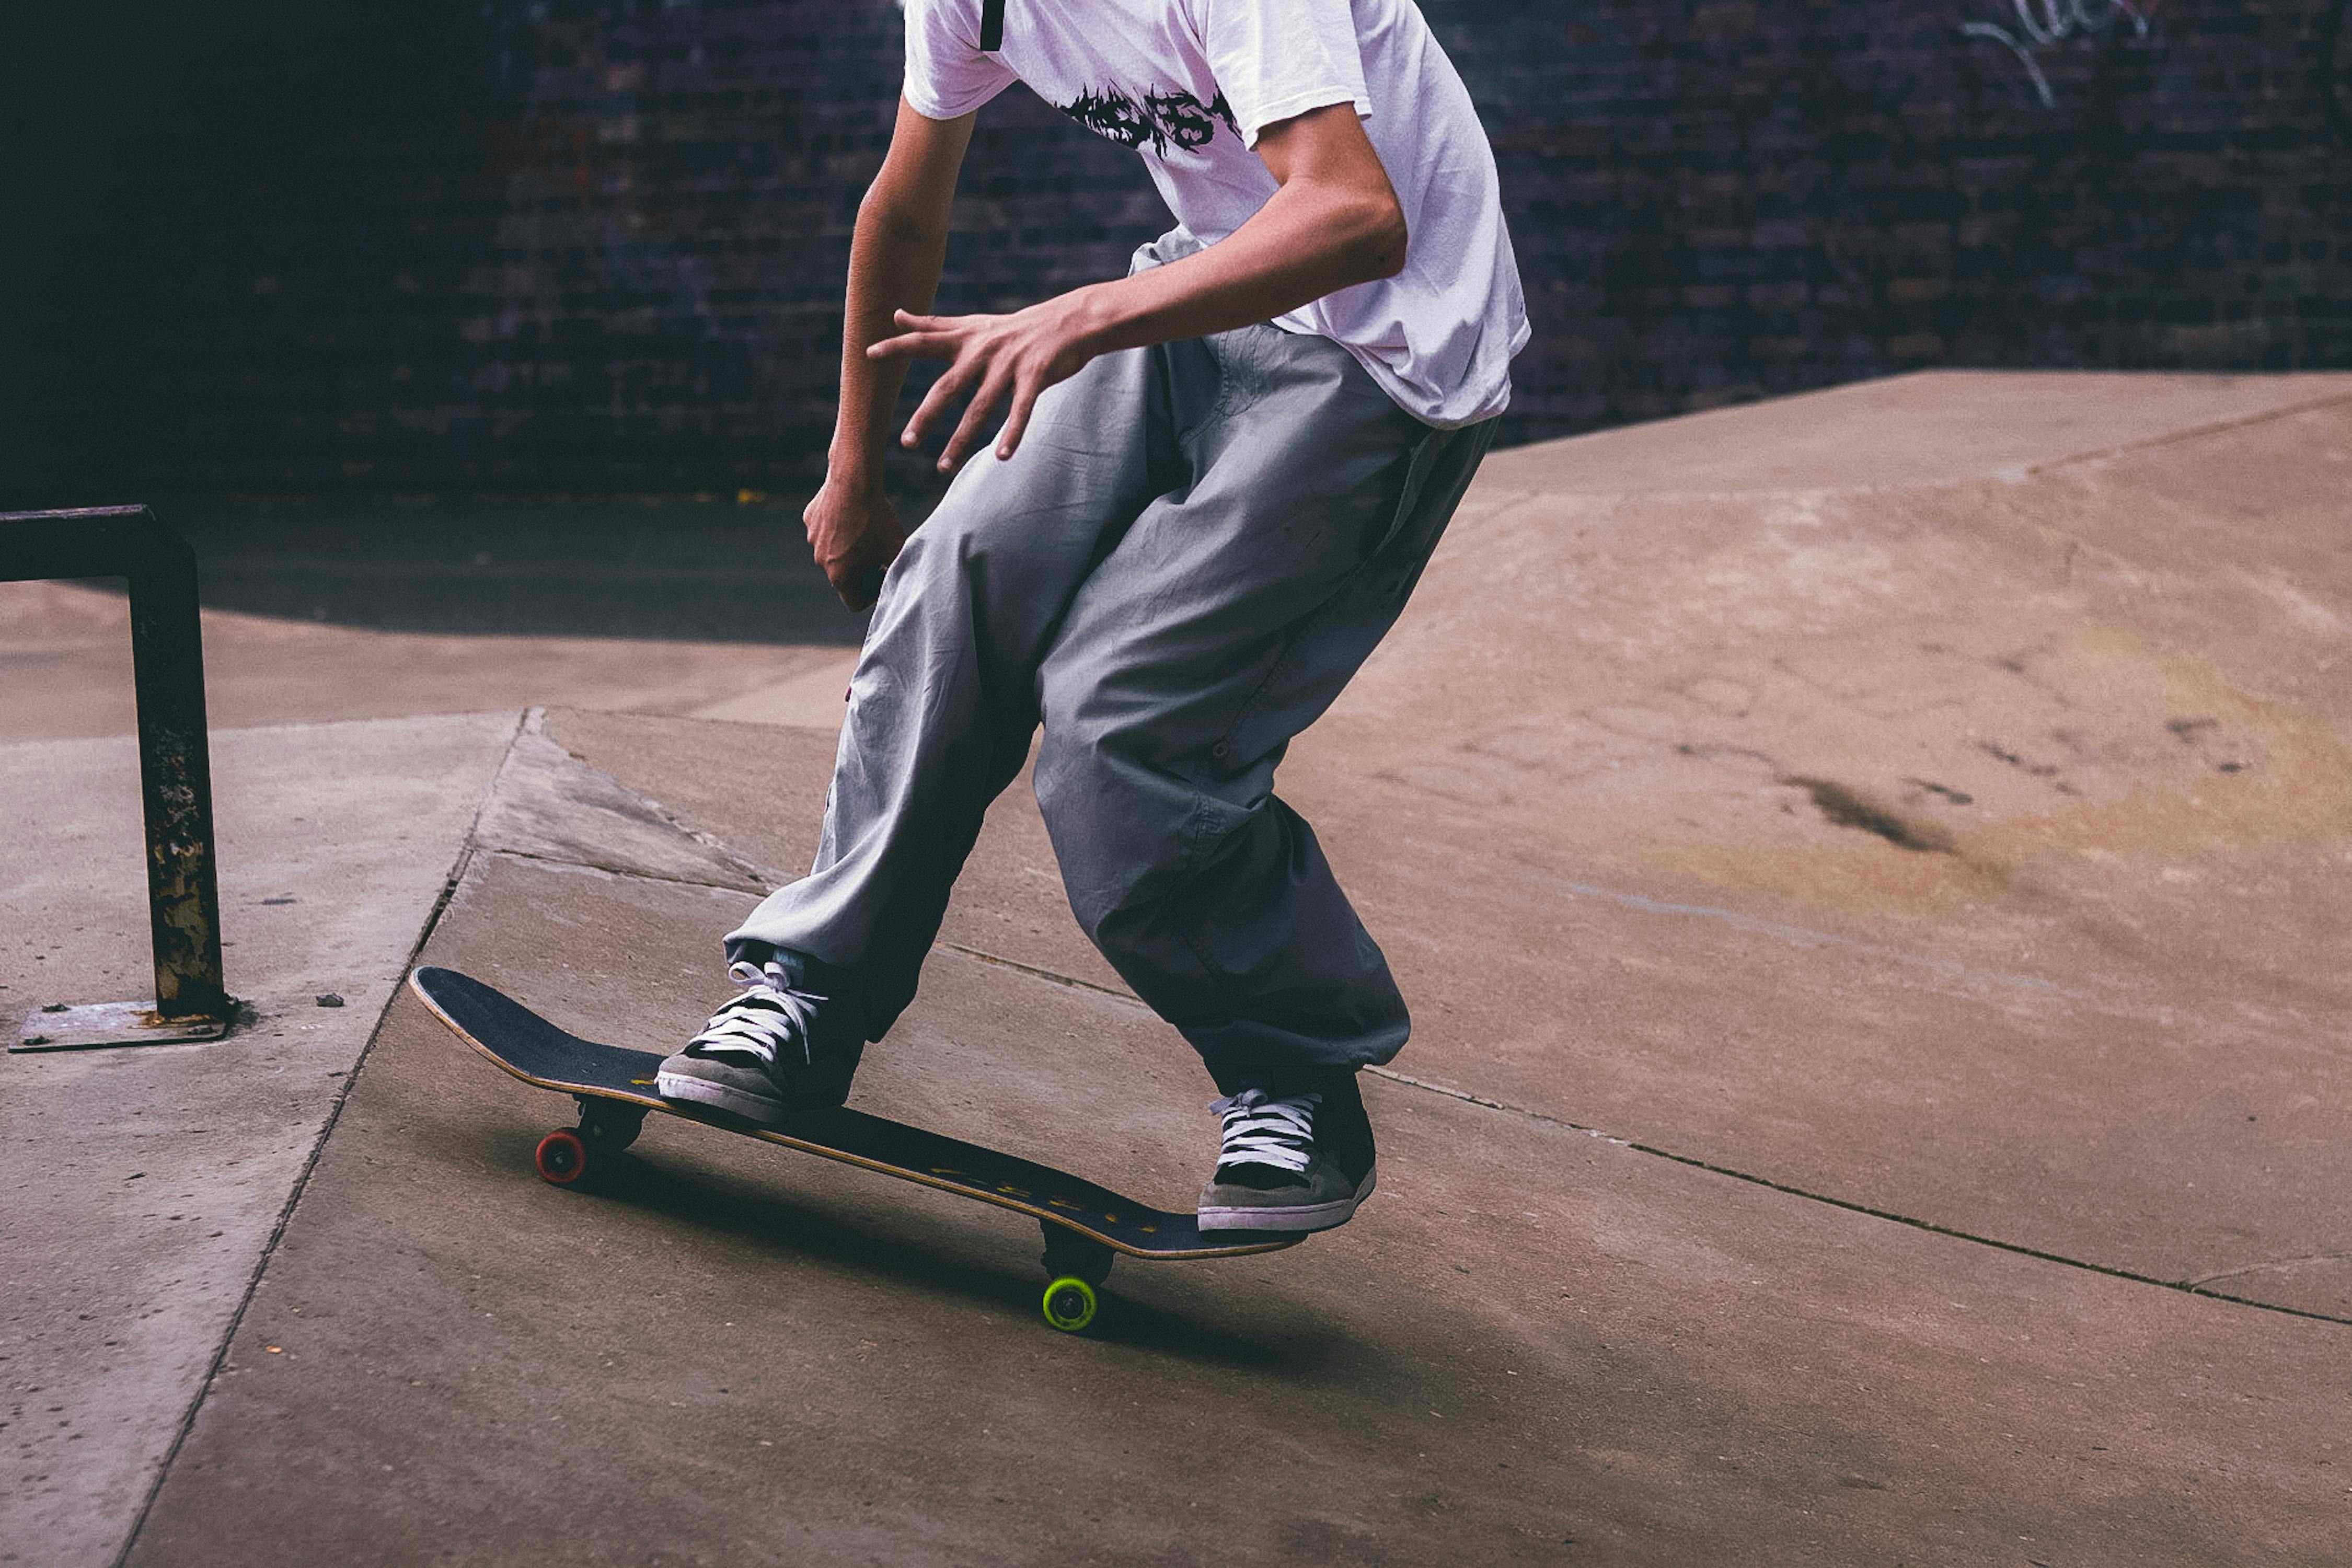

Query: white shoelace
[1210,1087,1322,1174]
[686,958,821,1069]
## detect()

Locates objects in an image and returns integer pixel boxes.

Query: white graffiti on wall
[1961,1,2154,108]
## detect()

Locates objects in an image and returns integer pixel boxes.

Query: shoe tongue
[1214,1160,1308,1192]
[687,1042,769,1067]
[727,957,793,992]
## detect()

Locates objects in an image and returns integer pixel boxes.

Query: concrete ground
[3,371,2348,1565]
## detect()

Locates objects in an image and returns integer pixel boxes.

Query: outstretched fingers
[938,365,1013,473]
[902,356,977,452]
[870,307,1069,470]
[869,328,956,363]
[868,309,957,357]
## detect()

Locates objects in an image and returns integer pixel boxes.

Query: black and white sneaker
[655,956,862,1125]
[1196,1066,1377,1233]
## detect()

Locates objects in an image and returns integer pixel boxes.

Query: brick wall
[4,0,2348,498]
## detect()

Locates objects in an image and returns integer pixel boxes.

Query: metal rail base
[3,504,233,1051]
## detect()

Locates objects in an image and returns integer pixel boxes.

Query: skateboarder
[658,0,1525,1234]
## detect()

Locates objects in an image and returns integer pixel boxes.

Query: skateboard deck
[408,966,1299,1331]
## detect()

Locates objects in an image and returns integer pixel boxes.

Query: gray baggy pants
[729,235,1495,1071]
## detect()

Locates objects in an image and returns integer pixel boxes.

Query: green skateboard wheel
[1041,1275,1098,1333]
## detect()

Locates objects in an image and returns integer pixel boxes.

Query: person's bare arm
[872,102,1407,475]
[806,99,975,609]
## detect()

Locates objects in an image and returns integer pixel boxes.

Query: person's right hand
[804,476,905,612]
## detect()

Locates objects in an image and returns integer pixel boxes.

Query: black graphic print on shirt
[1058,85,1240,154]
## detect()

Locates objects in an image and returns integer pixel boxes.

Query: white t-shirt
[901,0,1528,429]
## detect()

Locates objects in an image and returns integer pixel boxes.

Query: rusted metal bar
[3,504,230,1049]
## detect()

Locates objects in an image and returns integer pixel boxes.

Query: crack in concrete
[481,845,770,895]
[2027,386,2352,477]
[112,709,532,1568]
[933,941,1140,1005]
[473,708,782,892]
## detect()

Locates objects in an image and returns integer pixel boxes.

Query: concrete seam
[2025,385,2352,476]
[110,708,529,1568]
[1364,1065,2352,1330]
[932,940,1144,1005]
[481,845,768,895]
[468,710,538,858]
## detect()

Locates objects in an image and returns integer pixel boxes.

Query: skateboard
[407,966,1300,1333]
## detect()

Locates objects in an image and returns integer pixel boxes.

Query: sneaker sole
[654,1069,791,1127]
[1197,1168,1377,1235]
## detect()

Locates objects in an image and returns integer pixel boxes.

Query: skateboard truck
[532,1097,650,1186]
[574,1096,647,1155]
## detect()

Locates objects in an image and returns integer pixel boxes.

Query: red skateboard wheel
[534,1128,589,1186]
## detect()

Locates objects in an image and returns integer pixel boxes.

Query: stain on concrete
[2168,716,2253,775]
[1977,741,2060,779]
[1781,777,1956,855]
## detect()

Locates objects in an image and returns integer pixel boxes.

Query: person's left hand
[867,294,1101,474]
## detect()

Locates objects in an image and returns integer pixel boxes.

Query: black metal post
[2,504,230,1046]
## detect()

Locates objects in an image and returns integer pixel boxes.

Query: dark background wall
[4,0,2350,501]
